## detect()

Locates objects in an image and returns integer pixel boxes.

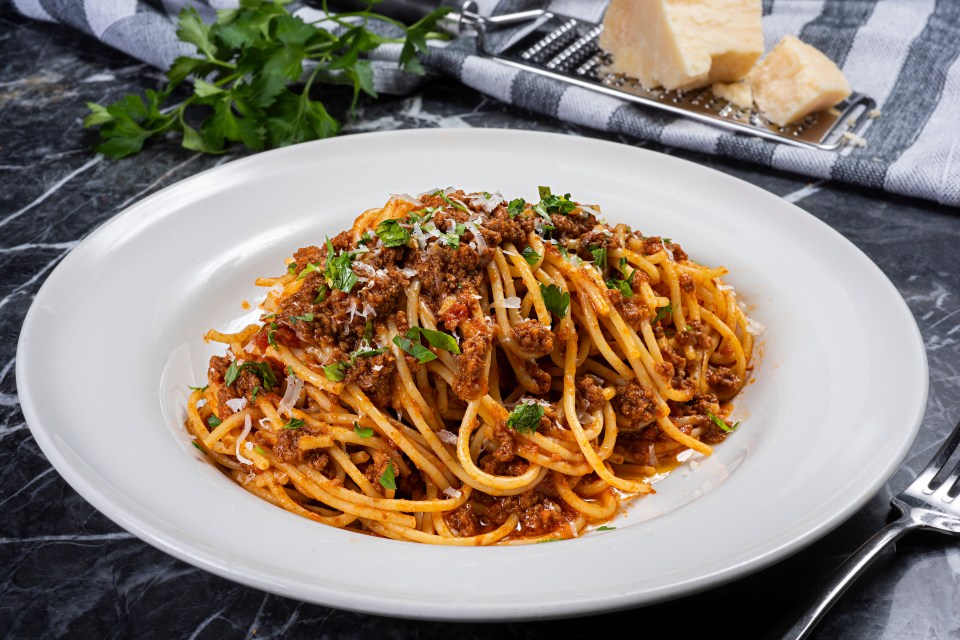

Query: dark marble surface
[3,5,960,639]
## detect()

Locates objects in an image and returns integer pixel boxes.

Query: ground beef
[486,486,567,536]
[445,503,481,537]
[274,428,331,472]
[674,320,713,349]
[551,211,598,240]
[612,381,658,426]
[511,319,554,357]
[578,227,616,253]
[454,332,492,401]
[491,422,517,462]
[706,366,742,394]
[576,375,606,414]
[669,242,689,262]
[607,288,649,331]
[518,358,552,395]
[679,272,695,292]
[482,206,525,246]
[613,427,659,465]
[478,452,529,477]
[344,351,396,407]
[414,245,484,301]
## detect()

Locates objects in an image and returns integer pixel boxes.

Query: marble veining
[2,3,960,639]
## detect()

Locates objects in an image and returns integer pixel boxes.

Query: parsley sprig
[84,0,450,158]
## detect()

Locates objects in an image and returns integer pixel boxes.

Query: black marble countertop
[3,5,960,639]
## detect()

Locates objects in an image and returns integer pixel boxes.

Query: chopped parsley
[324,238,358,293]
[392,334,437,363]
[540,283,570,319]
[287,261,298,276]
[267,322,279,349]
[322,361,349,381]
[507,198,526,218]
[435,190,470,213]
[354,422,374,438]
[507,402,544,434]
[653,303,673,324]
[707,411,739,433]
[407,326,461,355]
[192,441,206,453]
[375,219,411,247]
[589,246,607,272]
[207,415,222,428]
[188,384,208,392]
[254,445,266,455]
[296,261,322,281]
[313,283,328,303]
[224,360,278,390]
[595,525,616,531]
[605,258,636,299]
[290,312,314,323]
[283,418,305,430]
[533,186,576,222]
[521,246,540,266]
[379,461,397,490]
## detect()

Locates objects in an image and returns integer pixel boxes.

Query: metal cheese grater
[328,1,877,150]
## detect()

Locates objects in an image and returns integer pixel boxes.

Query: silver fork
[782,418,960,639]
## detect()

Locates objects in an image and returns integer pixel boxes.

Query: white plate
[17,129,927,621]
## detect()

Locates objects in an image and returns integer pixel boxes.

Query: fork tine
[911,418,960,493]
[930,456,960,500]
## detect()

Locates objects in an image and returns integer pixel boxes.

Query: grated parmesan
[443,487,462,499]
[225,397,248,413]
[236,414,254,465]
[437,430,458,445]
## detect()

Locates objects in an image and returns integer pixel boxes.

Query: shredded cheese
[236,414,254,465]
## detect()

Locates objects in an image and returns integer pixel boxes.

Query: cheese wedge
[599,0,763,91]
[749,35,852,126]
[712,81,754,109]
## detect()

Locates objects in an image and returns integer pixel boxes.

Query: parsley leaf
[595,525,616,531]
[590,246,607,272]
[539,283,570,319]
[407,326,461,355]
[507,402,544,434]
[283,418,305,430]
[188,384,208,392]
[354,422,374,438]
[707,411,739,433]
[224,360,277,390]
[533,186,577,222]
[313,283,328,304]
[290,312,314,323]
[322,361,348,381]
[207,415,222,428]
[653,303,673,324]
[521,246,540,266]
[507,198,526,218]
[435,190,470,213]
[324,238,358,293]
[392,334,436,363]
[379,461,397,490]
[375,219,411,247]
[84,2,450,158]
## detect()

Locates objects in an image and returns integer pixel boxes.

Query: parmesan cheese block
[749,35,852,126]
[712,81,754,109]
[599,0,763,91]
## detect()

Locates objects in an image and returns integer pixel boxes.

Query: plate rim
[15,128,928,621]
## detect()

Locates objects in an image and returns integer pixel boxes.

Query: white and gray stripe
[13,0,960,206]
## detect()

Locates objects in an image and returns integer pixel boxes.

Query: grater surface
[471,11,875,151]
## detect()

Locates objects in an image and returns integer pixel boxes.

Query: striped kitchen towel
[12,0,960,207]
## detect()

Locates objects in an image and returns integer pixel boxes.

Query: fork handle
[779,514,918,640]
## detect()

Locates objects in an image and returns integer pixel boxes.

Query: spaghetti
[185,188,759,544]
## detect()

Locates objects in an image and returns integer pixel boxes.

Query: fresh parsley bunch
[84,0,449,158]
